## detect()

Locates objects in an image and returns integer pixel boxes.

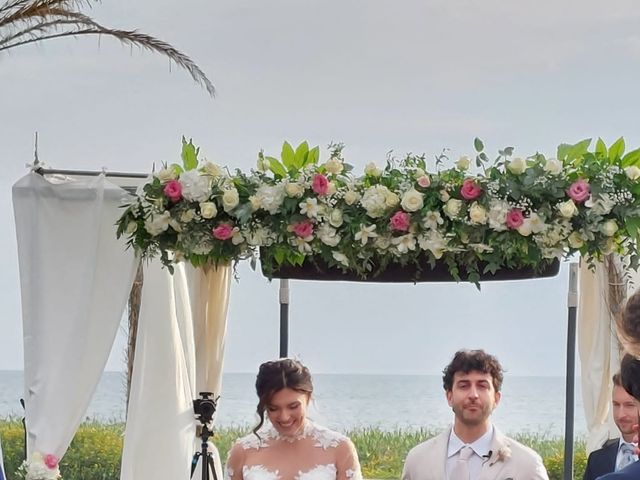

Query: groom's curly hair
[442,349,504,392]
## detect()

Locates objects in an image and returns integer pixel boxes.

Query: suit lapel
[429,428,449,480]
[477,427,509,480]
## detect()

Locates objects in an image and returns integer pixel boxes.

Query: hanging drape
[12,172,138,459]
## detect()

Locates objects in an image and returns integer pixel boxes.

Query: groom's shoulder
[405,430,447,461]
[501,434,545,464]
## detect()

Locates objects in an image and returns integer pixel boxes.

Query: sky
[1,0,639,376]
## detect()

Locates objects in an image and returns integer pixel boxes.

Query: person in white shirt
[402,349,548,480]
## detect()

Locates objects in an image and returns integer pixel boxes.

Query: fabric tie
[618,442,637,470]
[450,446,474,480]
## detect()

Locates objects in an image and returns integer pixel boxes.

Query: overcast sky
[1,0,639,376]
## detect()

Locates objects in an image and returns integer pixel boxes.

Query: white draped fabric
[12,173,138,459]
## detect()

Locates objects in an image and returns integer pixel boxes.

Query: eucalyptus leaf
[474,137,484,152]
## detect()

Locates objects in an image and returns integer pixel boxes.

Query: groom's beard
[452,400,493,426]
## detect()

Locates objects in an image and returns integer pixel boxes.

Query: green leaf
[294,142,309,169]
[281,142,296,170]
[566,138,592,163]
[273,248,286,266]
[181,136,199,171]
[306,146,320,166]
[622,147,640,167]
[474,137,484,153]
[608,137,626,160]
[266,156,287,178]
[595,138,607,157]
[626,217,640,240]
[556,143,571,162]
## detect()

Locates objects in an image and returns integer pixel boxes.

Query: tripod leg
[207,454,219,480]
[191,452,202,478]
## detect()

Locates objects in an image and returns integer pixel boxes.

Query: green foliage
[181,136,200,171]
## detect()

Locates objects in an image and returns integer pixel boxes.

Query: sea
[0,371,587,436]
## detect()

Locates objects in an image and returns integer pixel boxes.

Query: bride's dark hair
[252,358,313,436]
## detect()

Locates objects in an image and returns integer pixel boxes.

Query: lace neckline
[264,419,314,443]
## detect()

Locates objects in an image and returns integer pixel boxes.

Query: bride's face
[266,387,310,436]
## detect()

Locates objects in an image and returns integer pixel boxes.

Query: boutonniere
[491,446,512,466]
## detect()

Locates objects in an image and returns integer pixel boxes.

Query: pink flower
[44,454,59,469]
[212,223,235,240]
[390,211,411,232]
[292,220,314,238]
[163,179,183,202]
[567,179,590,203]
[505,208,524,229]
[311,174,329,196]
[460,179,482,200]
[417,175,431,188]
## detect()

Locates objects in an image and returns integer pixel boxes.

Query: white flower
[468,202,488,224]
[360,185,392,218]
[440,190,451,202]
[328,209,344,227]
[392,234,417,253]
[601,219,619,237]
[385,190,400,208]
[169,218,182,232]
[231,231,245,245]
[257,155,269,172]
[557,199,578,218]
[332,252,349,267]
[507,157,527,175]
[324,157,344,174]
[443,198,463,219]
[585,194,615,215]
[421,210,444,230]
[374,235,392,250]
[290,236,313,254]
[318,224,341,246]
[157,167,177,183]
[246,227,274,246]
[625,166,640,180]
[180,169,211,202]
[285,181,305,198]
[354,224,378,245]
[249,195,261,211]
[418,231,447,259]
[487,200,509,232]
[180,209,197,223]
[517,212,546,236]
[343,190,360,205]
[327,181,338,195]
[364,162,382,177]
[299,197,320,218]
[602,237,617,255]
[455,156,471,170]
[568,231,585,248]
[222,188,240,212]
[145,211,171,236]
[199,202,218,219]
[256,184,286,214]
[125,221,138,234]
[202,161,223,177]
[401,189,424,212]
[543,158,563,175]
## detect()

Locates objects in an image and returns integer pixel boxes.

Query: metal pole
[563,262,579,480]
[279,279,290,358]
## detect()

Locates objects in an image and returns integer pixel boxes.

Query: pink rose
[163,180,183,202]
[212,223,234,240]
[311,174,329,196]
[44,454,59,469]
[417,175,431,188]
[506,208,524,229]
[390,211,411,232]
[460,179,482,200]
[567,179,590,203]
[292,220,314,238]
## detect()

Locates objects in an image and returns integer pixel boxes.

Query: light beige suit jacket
[402,426,549,480]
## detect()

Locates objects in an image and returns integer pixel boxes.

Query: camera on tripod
[193,392,218,424]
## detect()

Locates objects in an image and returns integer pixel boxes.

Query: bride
[224,358,363,480]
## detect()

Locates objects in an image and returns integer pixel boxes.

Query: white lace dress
[224,420,363,480]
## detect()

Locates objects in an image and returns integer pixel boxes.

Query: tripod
[190,423,219,480]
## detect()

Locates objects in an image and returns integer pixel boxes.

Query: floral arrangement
[116,136,640,283]
[17,452,62,480]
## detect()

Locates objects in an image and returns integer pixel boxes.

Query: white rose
[343,190,360,205]
[601,219,619,237]
[329,209,344,227]
[625,166,640,180]
[157,167,177,183]
[455,156,471,171]
[222,188,240,212]
[568,231,585,248]
[180,209,197,223]
[249,195,261,211]
[517,219,533,237]
[468,202,488,224]
[125,221,138,234]
[179,169,211,202]
[374,235,391,250]
[602,238,617,255]
[285,182,305,198]
[332,252,350,267]
[440,190,450,202]
[384,190,400,208]
[257,155,269,172]
[507,157,527,175]
[144,211,171,236]
[443,199,463,219]
[199,201,218,219]
[364,162,382,177]
[557,199,578,219]
[361,185,391,218]
[544,158,563,175]
[256,184,285,214]
[202,161,223,177]
[324,158,344,175]
[327,181,337,195]
[401,189,424,212]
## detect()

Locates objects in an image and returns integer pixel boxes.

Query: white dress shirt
[446,425,494,480]
[616,439,639,471]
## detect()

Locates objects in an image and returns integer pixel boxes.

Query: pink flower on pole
[163,179,183,202]
[567,179,590,203]
[390,211,411,232]
[460,179,482,200]
[212,223,235,240]
[44,454,59,469]
[417,175,431,188]
[505,208,524,229]
[292,220,314,238]
[311,174,329,196]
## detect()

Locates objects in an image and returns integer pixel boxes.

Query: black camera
[193,392,218,424]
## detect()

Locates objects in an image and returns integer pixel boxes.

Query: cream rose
[625,166,640,180]
[285,182,305,198]
[324,158,344,175]
[468,202,488,224]
[557,199,578,218]
[222,188,240,212]
[384,190,400,208]
[400,189,424,212]
[364,162,382,177]
[601,219,619,237]
[455,156,471,171]
[199,201,218,219]
[329,209,344,227]
[202,162,223,177]
[180,209,197,223]
[568,231,585,248]
[543,158,563,175]
[157,167,177,183]
[443,198,463,218]
[507,157,527,175]
[343,190,360,205]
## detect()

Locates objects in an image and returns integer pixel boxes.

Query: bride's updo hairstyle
[252,358,313,435]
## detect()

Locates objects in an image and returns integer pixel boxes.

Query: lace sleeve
[335,438,363,480]
[224,441,246,480]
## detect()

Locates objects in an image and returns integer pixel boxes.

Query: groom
[402,349,548,480]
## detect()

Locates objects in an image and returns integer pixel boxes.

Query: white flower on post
[517,212,546,236]
[468,202,488,224]
[625,166,640,180]
[557,199,578,219]
[125,221,138,235]
[543,158,563,175]
[354,224,378,245]
[199,202,218,219]
[332,251,350,267]
[440,190,451,202]
[487,199,509,232]
[507,157,527,175]
[343,190,360,205]
[361,185,391,218]
[181,209,197,223]
[299,197,320,218]
[256,184,286,214]
[421,210,444,230]
[443,198,463,219]
[328,209,344,227]
[145,211,171,236]
[285,181,305,198]
[157,167,177,183]
[202,161,223,177]
[291,236,313,254]
[585,194,615,215]
[222,188,240,212]
[318,224,341,247]
[392,234,417,254]
[385,190,400,208]
[401,189,424,212]
[418,231,447,259]
[601,219,619,237]
[568,231,585,248]
[455,156,471,171]
[364,162,382,177]
[374,235,392,250]
[324,157,344,175]
[180,169,212,202]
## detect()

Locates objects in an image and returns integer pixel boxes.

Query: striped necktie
[618,442,637,470]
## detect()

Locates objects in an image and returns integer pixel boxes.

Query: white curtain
[12,172,138,459]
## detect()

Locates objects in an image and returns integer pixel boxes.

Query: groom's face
[446,370,501,426]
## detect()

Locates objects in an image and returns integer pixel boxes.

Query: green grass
[0,419,587,480]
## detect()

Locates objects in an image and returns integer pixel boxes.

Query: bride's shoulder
[307,421,352,449]
[232,429,275,451]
